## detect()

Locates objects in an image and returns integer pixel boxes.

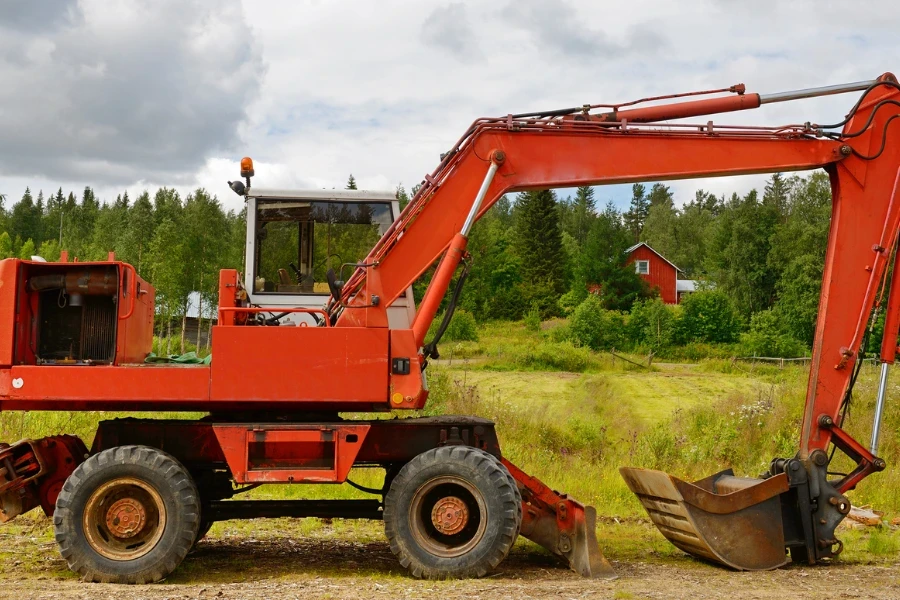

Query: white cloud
[3,0,900,211]
[0,0,263,186]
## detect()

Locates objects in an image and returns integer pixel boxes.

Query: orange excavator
[1,73,899,583]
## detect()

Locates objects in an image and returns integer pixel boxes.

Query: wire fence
[733,355,884,368]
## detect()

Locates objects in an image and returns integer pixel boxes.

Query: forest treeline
[454,172,834,358]
[0,171,833,357]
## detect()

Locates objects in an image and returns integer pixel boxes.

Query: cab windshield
[254,200,392,294]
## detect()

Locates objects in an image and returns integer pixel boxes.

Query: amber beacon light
[240,156,255,178]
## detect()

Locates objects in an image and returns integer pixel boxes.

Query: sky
[2,0,899,214]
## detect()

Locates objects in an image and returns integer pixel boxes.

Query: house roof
[185,291,218,319]
[676,280,697,292]
[625,242,683,272]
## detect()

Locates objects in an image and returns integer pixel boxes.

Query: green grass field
[2,319,899,565]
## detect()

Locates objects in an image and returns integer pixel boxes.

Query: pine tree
[43,188,66,246]
[643,200,679,263]
[64,187,99,258]
[346,174,358,190]
[513,189,566,316]
[153,187,182,226]
[763,173,789,218]
[623,183,649,242]
[0,232,12,259]
[10,188,42,243]
[647,183,674,208]
[577,202,651,310]
[569,185,596,246]
[706,188,778,316]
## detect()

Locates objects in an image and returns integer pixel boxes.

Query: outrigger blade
[503,459,616,578]
[620,467,791,570]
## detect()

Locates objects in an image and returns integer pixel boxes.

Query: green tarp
[144,351,211,365]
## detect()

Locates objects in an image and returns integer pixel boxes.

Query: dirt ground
[1,520,897,600]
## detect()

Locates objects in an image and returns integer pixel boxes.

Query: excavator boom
[331,73,900,570]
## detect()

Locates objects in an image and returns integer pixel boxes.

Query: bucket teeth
[620,467,791,571]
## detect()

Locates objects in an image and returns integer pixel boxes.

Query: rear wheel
[54,446,200,583]
[193,520,214,547]
[384,446,521,579]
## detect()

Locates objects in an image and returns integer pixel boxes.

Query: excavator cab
[243,188,417,328]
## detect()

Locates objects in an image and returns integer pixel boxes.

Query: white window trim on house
[635,260,649,275]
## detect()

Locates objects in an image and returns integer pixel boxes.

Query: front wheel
[384,446,521,579]
[53,446,201,583]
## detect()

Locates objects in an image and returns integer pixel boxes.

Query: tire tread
[54,445,200,584]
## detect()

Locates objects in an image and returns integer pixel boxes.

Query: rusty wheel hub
[105,498,147,538]
[83,477,166,561]
[431,496,469,535]
[409,475,487,558]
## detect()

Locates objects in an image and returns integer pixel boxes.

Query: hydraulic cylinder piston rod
[759,80,877,104]
[411,152,503,346]
[871,362,890,455]
[460,154,502,237]
[591,79,880,124]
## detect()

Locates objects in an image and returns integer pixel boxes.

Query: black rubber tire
[192,519,214,547]
[384,446,521,579]
[489,454,523,534]
[54,445,201,584]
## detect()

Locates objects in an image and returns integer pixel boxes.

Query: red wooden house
[625,242,694,304]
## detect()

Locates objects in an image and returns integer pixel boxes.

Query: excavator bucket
[620,467,791,570]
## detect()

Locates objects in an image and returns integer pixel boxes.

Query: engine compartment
[1,259,155,367]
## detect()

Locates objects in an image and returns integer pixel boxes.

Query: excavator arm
[331,73,900,570]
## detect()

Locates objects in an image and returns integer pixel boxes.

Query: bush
[737,309,807,358]
[557,288,586,316]
[479,287,527,321]
[520,277,563,319]
[627,298,677,351]
[569,295,627,351]
[427,309,479,343]
[511,340,595,372]
[546,321,573,343]
[524,303,542,333]
[676,290,741,344]
[652,342,737,362]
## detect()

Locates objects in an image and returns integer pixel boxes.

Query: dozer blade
[620,467,791,571]
[503,458,616,578]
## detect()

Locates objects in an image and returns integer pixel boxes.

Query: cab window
[254,200,392,294]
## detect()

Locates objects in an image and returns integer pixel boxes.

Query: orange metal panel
[209,326,389,404]
[389,329,427,409]
[115,267,155,364]
[800,83,900,455]
[0,365,211,410]
[0,260,18,367]
[212,424,370,484]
